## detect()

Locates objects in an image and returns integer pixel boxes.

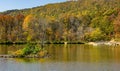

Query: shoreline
[87,41,120,46]
[0,41,120,46]
[0,54,50,58]
[0,41,85,45]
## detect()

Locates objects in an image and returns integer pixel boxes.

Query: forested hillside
[0,0,120,43]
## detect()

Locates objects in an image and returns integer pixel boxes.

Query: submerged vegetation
[0,0,120,43]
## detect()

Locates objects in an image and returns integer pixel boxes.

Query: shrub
[13,49,24,56]
[22,44,41,55]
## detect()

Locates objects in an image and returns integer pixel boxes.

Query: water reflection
[0,45,24,54]
[0,45,8,54]
[0,44,120,71]
[46,44,120,63]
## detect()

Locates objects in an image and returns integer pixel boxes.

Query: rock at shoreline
[88,41,120,46]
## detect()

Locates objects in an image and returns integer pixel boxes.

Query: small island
[0,44,48,58]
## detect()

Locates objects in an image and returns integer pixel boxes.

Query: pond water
[0,44,120,71]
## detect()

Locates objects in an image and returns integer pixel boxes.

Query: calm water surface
[0,44,120,71]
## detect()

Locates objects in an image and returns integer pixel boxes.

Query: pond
[0,44,120,71]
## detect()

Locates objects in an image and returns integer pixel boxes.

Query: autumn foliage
[0,0,120,42]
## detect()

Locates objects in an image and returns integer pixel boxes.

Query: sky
[0,0,66,12]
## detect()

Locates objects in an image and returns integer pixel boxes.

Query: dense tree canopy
[0,0,120,42]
